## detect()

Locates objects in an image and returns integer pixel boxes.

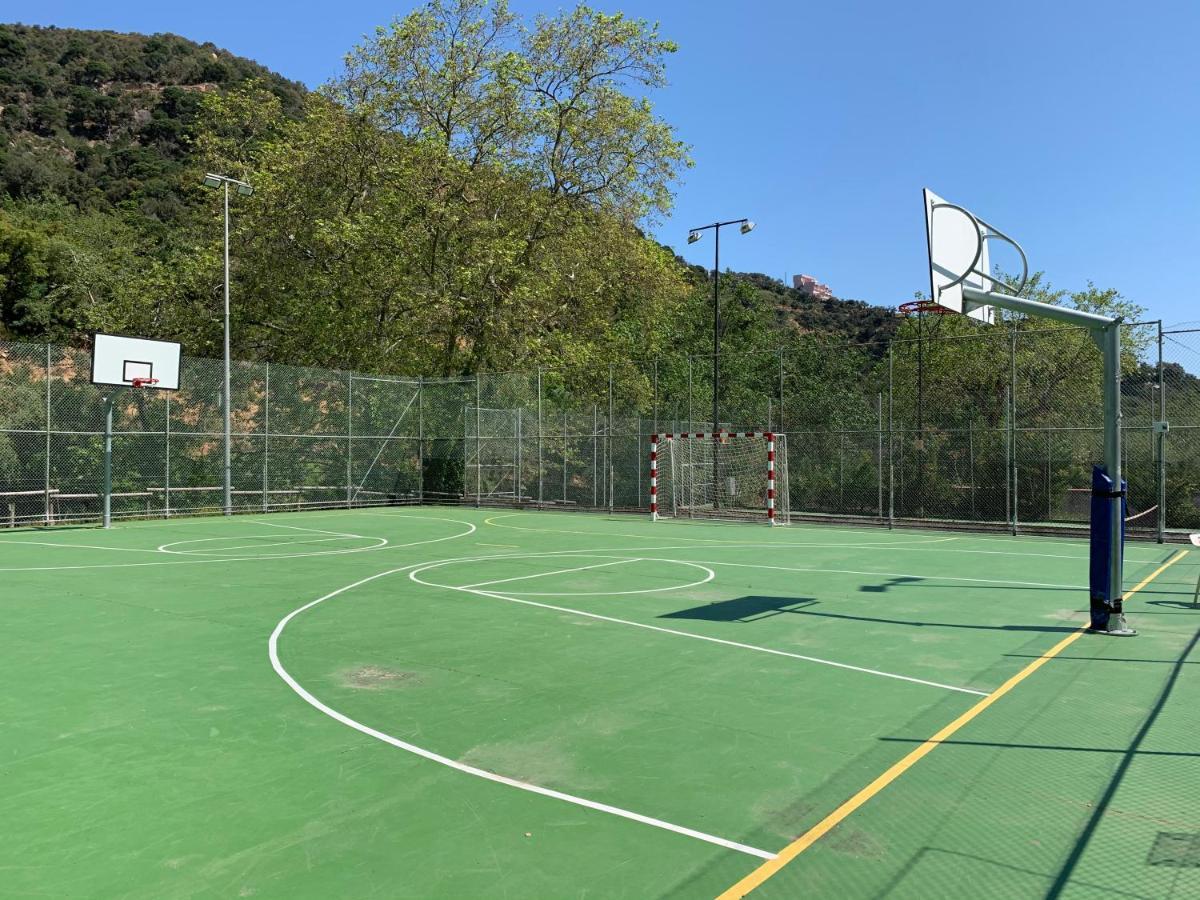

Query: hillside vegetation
[0,24,304,218]
[0,7,1140,387]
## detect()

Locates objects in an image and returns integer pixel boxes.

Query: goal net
[651,431,788,524]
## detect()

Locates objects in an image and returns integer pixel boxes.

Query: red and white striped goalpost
[650,430,780,525]
[767,430,777,524]
[650,433,659,520]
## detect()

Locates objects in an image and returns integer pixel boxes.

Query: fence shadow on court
[873,621,1200,898]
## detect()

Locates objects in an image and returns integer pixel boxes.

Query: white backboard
[924,189,994,324]
[91,333,181,390]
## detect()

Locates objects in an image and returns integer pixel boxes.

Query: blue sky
[12,0,1200,326]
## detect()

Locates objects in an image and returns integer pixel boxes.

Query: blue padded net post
[1089,464,1126,630]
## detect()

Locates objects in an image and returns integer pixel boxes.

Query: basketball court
[2,507,1196,897]
[3,192,1197,898]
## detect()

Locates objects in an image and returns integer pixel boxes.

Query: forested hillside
[0,7,1140,386]
[0,24,305,216]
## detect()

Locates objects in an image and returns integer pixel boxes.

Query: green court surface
[2,508,1197,899]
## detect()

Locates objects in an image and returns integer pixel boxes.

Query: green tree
[185,1,693,381]
[0,200,147,341]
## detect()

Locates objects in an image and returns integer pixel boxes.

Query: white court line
[0,536,1086,588]
[420,554,716,597]
[458,558,639,590]
[0,516,474,572]
[30,505,1166,559]
[701,559,1083,590]
[407,556,987,696]
[0,527,1139,567]
[0,539,166,554]
[484,514,959,548]
[482,513,1170,562]
[0,527,1108,597]
[3,505,1168,564]
[464,588,988,696]
[439,547,1089,595]
[157,535,377,556]
[269,563,776,861]
[255,521,368,539]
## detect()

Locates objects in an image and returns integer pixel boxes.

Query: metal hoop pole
[102,395,113,529]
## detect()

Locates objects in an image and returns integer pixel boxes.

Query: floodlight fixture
[202,173,253,194]
[686,216,755,499]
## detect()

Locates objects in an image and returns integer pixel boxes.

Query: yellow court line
[717,548,1192,899]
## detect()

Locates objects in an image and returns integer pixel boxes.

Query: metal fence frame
[1,323,1198,538]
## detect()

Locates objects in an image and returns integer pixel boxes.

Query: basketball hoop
[130,377,160,389]
[898,300,952,316]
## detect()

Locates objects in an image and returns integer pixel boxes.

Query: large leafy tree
[0,200,147,341]
[186,0,693,379]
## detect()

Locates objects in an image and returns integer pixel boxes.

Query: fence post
[687,356,693,430]
[778,348,785,434]
[346,374,353,509]
[475,376,482,507]
[838,430,845,511]
[43,345,51,528]
[1156,321,1166,542]
[417,376,427,504]
[262,362,270,513]
[1045,428,1052,522]
[653,357,659,437]
[608,365,615,513]
[887,347,895,528]
[1009,330,1018,535]
[515,407,522,502]
[592,403,599,508]
[968,420,975,521]
[877,392,883,520]
[563,408,568,502]
[1003,383,1012,531]
[536,368,543,506]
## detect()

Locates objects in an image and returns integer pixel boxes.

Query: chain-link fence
[1161,327,1200,532]
[1,322,1198,537]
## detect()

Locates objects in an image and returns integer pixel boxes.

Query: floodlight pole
[201,173,252,516]
[222,179,231,517]
[963,286,1125,621]
[688,218,753,502]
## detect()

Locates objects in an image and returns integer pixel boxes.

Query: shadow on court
[875,622,1200,899]
[660,595,1079,633]
[877,736,1200,760]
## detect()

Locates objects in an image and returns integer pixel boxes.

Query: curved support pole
[963,286,1127,630]
[930,201,985,294]
[978,216,1030,295]
[933,201,1030,297]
